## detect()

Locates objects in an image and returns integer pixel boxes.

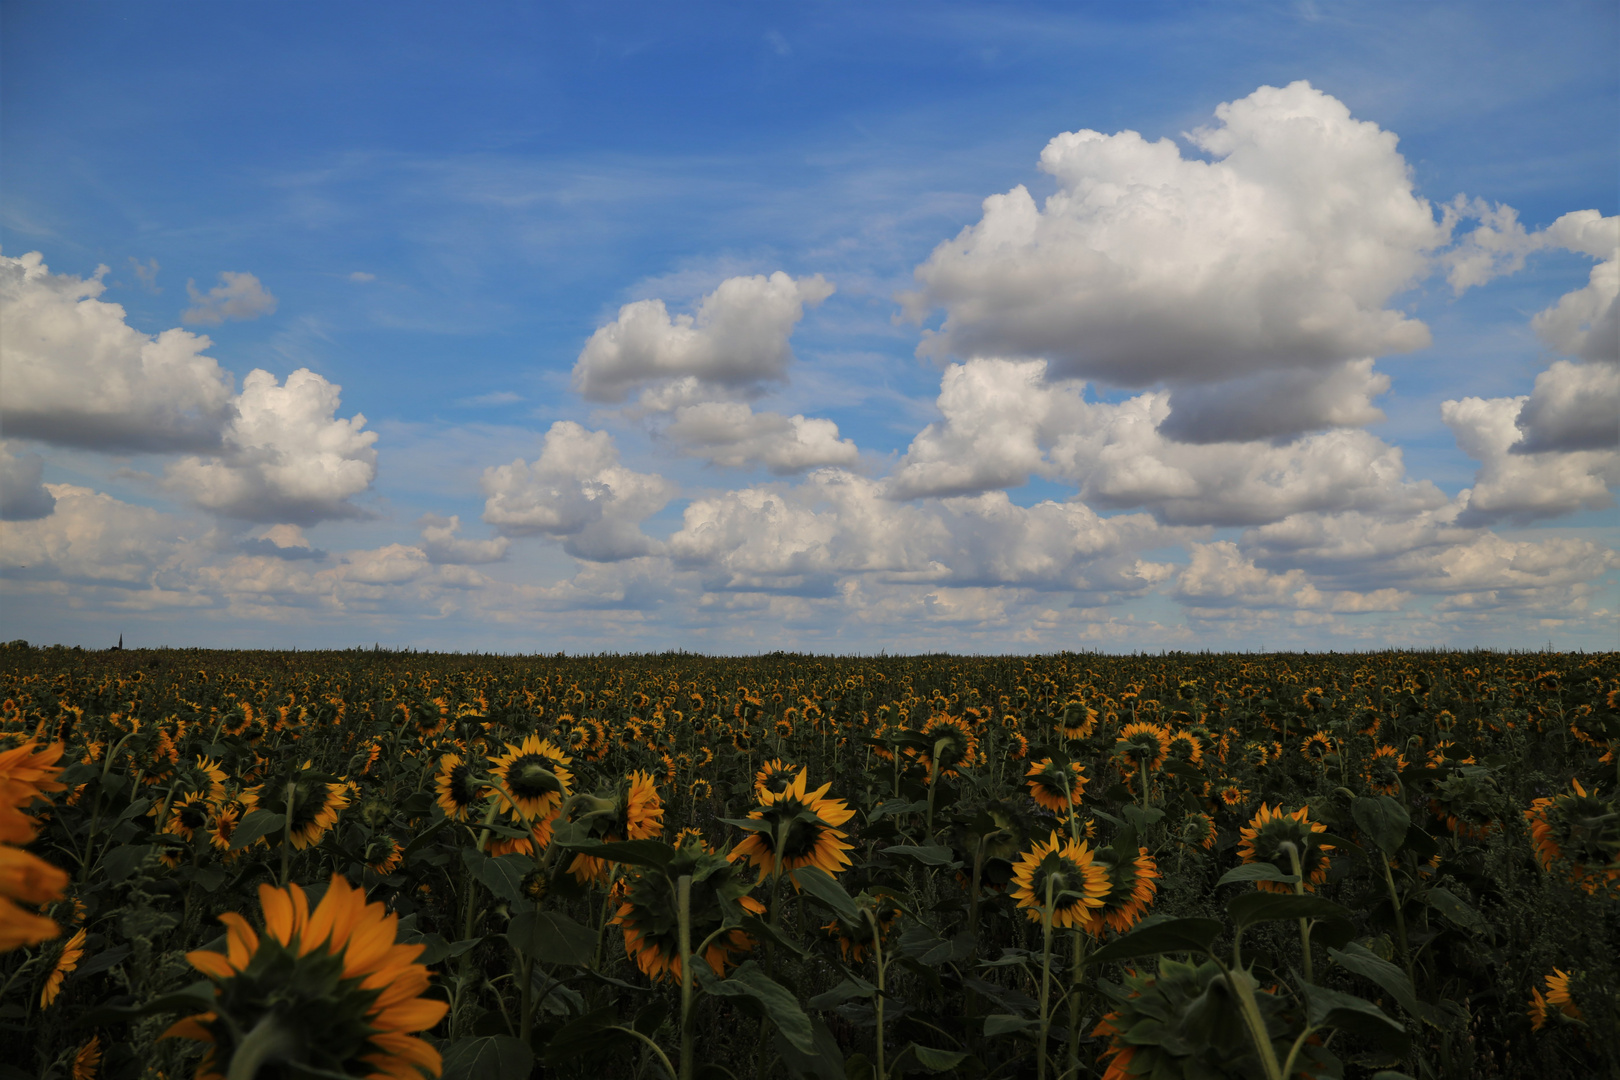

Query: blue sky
[2,1,1616,652]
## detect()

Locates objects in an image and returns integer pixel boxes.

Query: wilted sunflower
[1528,968,1584,1030]
[1237,804,1333,893]
[1084,844,1160,935]
[40,925,86,1007]
[489,735,572,823]
[753,759,797,801]
[614,843,762,982]
[1525,780,1619,895]
[1025,758,1088,813]
[1010,831,1107,929]
[1363,744,1406,796]
[729,769,856,882]
[162,875,447,1080]
[434,753,484,822]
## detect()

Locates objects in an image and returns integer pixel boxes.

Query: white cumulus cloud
[661,401,859,473]
[165,368,379,524]
[1441,394,1618,524]
[0,441,55,521]
[0,251,236,451]
[182,271,278,325]
[481,421,672,562]
[418,513,510,565]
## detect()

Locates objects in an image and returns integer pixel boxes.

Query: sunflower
[1525,780,1619,895]
[912,715,978,778]
[1007,732,1030,760]
[1363,744,1406,796]
[1237,804,1333,893]
[433,753,484,822]
[824,894,901,964]
[1300,731,1334,762]
[72,1036,101,1080]
[614,843,762,982]
[261,764,351,851]
[567,772,666,886]
[1084,844,1160,935]
[177,755,229,802]
[40,925,86,1007]
[1056,701,1098,741]
[1025,758,1088,813]
[753,759,798,801]
[1114,722,1171,775]
[689,778,713,803]
[366,836,404,876]
[1179,811,1217,851]
[0,740,66,843]
[489,735,572,823]
[0,742,67,951]
[1216,784,1250,811]
[163,791,213,844]
[1529,968,1585,1030]
[1010,831,1108,929]
[161,875,448,1080]
[1165,730,1204,765]
[729,770,856,882]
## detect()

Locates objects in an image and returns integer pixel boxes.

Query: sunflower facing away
[258,763,351,851]
[1085,843,1160,935]
[1237,803,1333,893]
[1525,779,1619,895]
[823,893,902,964]
[753,759,798,801]
[613,841,762,982]
[1363,744,1406,797]
[729,769,856,882]
[162,874,448,1080]
[568,771,666,886]
[1114,722,1171,776]
[1025,758,1088,813]
[41,925,86,1007]
[0,740,68,951]
[1010,831,1108,929]
[1528,968,1584,1030]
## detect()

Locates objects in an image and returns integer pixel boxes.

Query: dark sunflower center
[446,764,477,806]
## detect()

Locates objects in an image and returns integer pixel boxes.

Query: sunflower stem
[1381,853,1415,985]
[1281,841,1313,984]
[1066,929,1089,1079]
[224,1013,297,1080]
[1037,874,1055,1080]
[868,905,887,1080]
[678,874,694,1080]
[280,779,296,887]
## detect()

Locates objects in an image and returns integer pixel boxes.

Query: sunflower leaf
[718,816,775,834]
[1353,797,1410,856]
[1301,982,1410,1055]
[1329,942,1421,1018]
[509,910,597,967]
[739,914,809,958]
[698,960,818,1054]
[1424,886,1489,937]
[880,844,960,868]
[1226,892,1353,930]
[564,839,676,870]
[228,811,285,851]
[1216,864,1299,887]
[792,865,863,924]
[1084,917,1223,965]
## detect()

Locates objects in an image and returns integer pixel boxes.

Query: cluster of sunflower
[0,644,1616,1079]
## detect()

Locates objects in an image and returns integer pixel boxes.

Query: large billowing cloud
[1441,394,1618,524]
[1512,360,1619,454]
[901,80,1445,445]
[573,272,833,403]
[0,251,236,451]
[164,368,379,524]
[1,484,187,587]
[662,402,858,474]
[889,358,1443,525]
[481,421,672,561]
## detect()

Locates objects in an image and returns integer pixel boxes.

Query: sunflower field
[4,642,1618,1080]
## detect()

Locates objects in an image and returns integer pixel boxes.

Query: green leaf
[1424,886,1489,936]
[775,1017,845,1080]
[73,983,215,1028]
[565,839,676,870]
[1353,796,1410,856]
[1329,943,1421,1018]
[807,977,876,1009]
[1226,892,1353,930]
[984,1014,1039,1036]
[441,1035,534,1080]
[540,1006,628,1063]
[1085,917,1222,965]
[72,944,131,980]
[230,810,286,850]
[880,843,960,867]
[718,816,775,834]
[699,961,818,1054]
[99,844,153,882]
[898,1045,970,1073]
[739,914,809,958]
[479,854,532,906]
[1216,863,1299,887]
[1122,804,1165,834]
[508,910,597,967]
[1302,982,1410,1055]
[791,865,862,924]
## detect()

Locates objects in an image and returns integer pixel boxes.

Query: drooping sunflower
[1178,811,1217,852]
[1525,780,1619,895]
[161,874,447,1080]
[753,759,798,801]
[728,770,856,882]
[1363,744,1406,797]
[433,753,484,822]
[1024,758,1088,813]
[567,771,666,885]
[614,843,762,983]
[72,1035,101,1080]
[1237,804,1333,893]
[824,893,902,964]
[366,836,404,876]
[1084,843,1160,935]
[489,735,572,823]
[1010,831,1108,929]
[40,925,86,1007]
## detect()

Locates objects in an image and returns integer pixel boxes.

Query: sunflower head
[1237,804,1333,893]
[1057,701,1098,741]
[434,752,485,822]
[729,770,856,882]
[1085,842,1160,935]
[753,759,797,801]
[823,893,902,964]
[1363,745,1406,797]
[1525,780,1620,894]
[913,715,977,778]
[1010,831,1107,930]
[162,875,447,1080]
[614,842,762,982]
[1300,731,1334,762]
[260,765,351,851]
[1114,723,1171,773]
[490,735,573,823]
[1025,758,1088,813]
[1179,811,1217,852]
